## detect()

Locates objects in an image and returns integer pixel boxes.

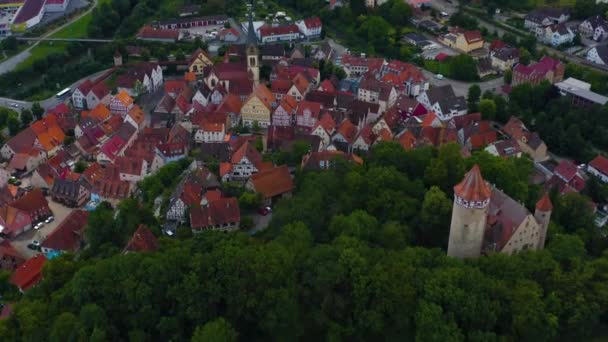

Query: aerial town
[0,0,607,340]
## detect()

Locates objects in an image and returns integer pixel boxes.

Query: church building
[447,165,552,259]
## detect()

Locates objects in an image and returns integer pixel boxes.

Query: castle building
[447,165,552,259]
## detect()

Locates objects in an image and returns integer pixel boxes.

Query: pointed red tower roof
[536,193,553,212]
[454,164,492,202]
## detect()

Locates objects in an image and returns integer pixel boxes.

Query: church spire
[246,0,257,46]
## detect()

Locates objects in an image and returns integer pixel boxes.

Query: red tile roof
[137,25,180,40]
[319,79,336,93]
[249,165,293,199]
[258,24,300,37]
[124,224,158,252]
[190,197,240,230]
[513,56,561,77]
[11,189,49,215]
[303,17,322,29]
[336,119,358,144]
[0,240,24,264]
[90,81,110,99]
[464,30,483,44]
[231,141,262,166]
[590,155,608,176]
[454,165,492,202]
[14,0,44,24]
[554,160,578,182]
[41,210,89,252]
[536,193,553,212]
[164,80,187,95]
[10,254,46,291]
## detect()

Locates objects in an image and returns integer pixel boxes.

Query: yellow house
[188,48,213,78]
[241,84,276,127]
[441,30,484,53]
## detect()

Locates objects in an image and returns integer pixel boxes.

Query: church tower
[447,165,492,259]
[534,193,553,249]
[246,1,259,86]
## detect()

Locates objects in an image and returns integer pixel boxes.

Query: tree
[240,216,254,230]
[31,102,44,120]
[548,234,586,266]
[20,109,32,126]
[467,84,481,111]
[74,161,88,173]
[192,318,238,342]
[479,99,497,120]
[519,48,532,65]
[239,192,262,210]
[176,226,193,240]
[503,69,512,84]
[49,312,83,342]
[450,54,478,81]
[252,121,261,134]
[7,116,20,136]
[255,136,264,152]
[418,186,452,248]
[1,36,17,51]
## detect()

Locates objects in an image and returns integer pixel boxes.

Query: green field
[15,42,67,72]
[50,13,93,39]
[49,0,111,39]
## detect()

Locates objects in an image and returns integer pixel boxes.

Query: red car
[257,207,272,216]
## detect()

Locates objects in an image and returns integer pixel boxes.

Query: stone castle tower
[447,164,491,259]
[448,165,553,259]
[534,193,552,249]
[246,0,259,86]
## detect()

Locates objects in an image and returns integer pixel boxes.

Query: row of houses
[241,16,323,43]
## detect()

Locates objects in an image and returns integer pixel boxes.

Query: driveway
[248,213,272,235]
[10,197,75,259]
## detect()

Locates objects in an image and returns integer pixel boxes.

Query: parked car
[44,216,54,224]
[27,243,40,251]
[257,207,272,216]
[34,222,43,230]
[435,74,444,80]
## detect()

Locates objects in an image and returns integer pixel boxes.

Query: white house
[588,155,608,183]
[258,24,300,43]
[542,24,575,47]
[195,123,225,143]
[416,85,467,121]
[579,15,608,41]
[587,46,608,65]
[295,17,322,38]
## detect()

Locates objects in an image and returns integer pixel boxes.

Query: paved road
[0,67,112,111]
[0,0,99,76]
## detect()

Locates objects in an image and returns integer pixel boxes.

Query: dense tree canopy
[1,142,608,340]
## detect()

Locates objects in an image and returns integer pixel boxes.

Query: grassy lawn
[15,42,67,72]
[49,0,111,39]
[50,14,92,39]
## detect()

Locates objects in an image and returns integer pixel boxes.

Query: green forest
[1,143,607,341]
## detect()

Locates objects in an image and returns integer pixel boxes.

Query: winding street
[0,0,99,76]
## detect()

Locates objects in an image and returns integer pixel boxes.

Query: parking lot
[10,198,75,259]
[421,43,460,60]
